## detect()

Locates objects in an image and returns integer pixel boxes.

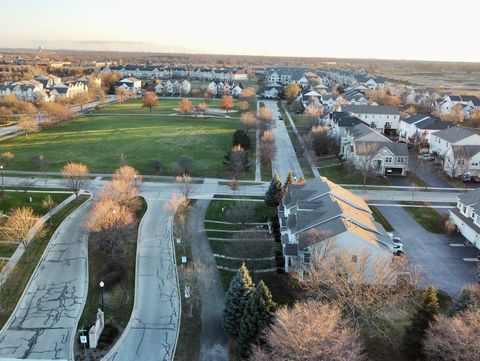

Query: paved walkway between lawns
[0,197,92,360]
[188,199,229,361]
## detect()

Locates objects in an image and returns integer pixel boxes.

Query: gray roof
[458,188,480,206]
[432,126,478,143]
[451,145,480,159]
[341,105,399,115]
[355,141,408,157]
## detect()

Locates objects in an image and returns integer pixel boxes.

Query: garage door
[385,167,403,175]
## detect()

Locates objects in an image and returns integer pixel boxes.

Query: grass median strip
[401,202,446,234]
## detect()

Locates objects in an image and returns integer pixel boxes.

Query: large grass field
[0,99,252,178]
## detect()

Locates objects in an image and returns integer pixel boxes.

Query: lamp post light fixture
[0,165,4,189]
[99,281,105,311]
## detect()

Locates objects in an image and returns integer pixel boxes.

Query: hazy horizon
[2,0,480,63]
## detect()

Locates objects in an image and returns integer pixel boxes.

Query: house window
[385,157,393,163]
[371,122,376,128]
[472,212,476,220]
[397,157,405,163]
[304,252,311,265]
[463,205,467,214]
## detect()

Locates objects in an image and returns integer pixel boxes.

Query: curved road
[103,196,180,361]
[0,199,91,360]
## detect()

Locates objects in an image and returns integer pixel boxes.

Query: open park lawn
[0,99,251,178]
[97,99,222,115]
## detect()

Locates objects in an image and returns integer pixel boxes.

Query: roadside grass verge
[0,191,70,215]
[319,163,391,186]
[370,206,395,232]
[401,202,446,234]
[75,197,147,359]
[0,194,90,329]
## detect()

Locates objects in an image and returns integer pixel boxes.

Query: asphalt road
[378,206,479,296]
[264,100,303,182]
[0,199,91,360]
[103,196,180,361]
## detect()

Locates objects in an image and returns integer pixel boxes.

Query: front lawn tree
[62,162,89,197]
[223,263,255,338]
[141,91,158,112]
[179,98,192,117]
[257,107,273,129]
[220,95,234,115]
[42,195,57,225]
[18,117,39,139]
[0,207,43,261]
[354,142,380,188]
[284,83,301,103]
[259,130,276,167]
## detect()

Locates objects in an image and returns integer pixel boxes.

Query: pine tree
[223,263,255,338]
[232,129,251,150]
[284,171,294,189]
[447,285,479,316]
[264,174,283,207]
[237,280,277,359]
[403,286,440,361]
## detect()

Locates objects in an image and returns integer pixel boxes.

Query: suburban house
[262,82,282,99]
[429,126,480,157]
[278,177,395,274]
[339,104,400,135]
[115,77,142,92]
[438,95,480,118]
[443,145,480,177]
[341,123,409,176]
[48,80,89,100]
[34,74,62,88]
[399,114,453,144]
[449,189,480,249]
[327,112,368,137]
[354,74,385,90]
[0,80,48,102]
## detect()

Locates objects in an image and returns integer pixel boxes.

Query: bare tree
[61,162,89,197]
[251,300,365,361]
[257,107,273,129]
[259,130,277,167]
[115,87,128,103]
[86,198,135,254]
[295,248,420,342]
[197,101,208,116]
[240,87,257,104]
[238,100,250,112]
[0,207,44,260]
[31,154,48,184]
[424,309,480,361]
[353,142,380,188]
[0,152,14,167]
[113,165,143,188]
[141,91,158,112]
[42,195,56,225]
[178,261,209,318]
[224,145,248,180]
[309,125,338,155]
[176,173,194,201]
[18,117,39,139]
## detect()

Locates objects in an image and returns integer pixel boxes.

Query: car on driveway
[388,233,404,255]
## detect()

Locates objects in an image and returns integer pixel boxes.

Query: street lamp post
[99,281,105,311]
[0,165,4,189]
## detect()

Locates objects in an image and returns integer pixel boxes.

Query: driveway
[0,199,91,360]
[263,100,303,181]
[377,206,479,296]
[188,200,228,361]
[103,197,180,361]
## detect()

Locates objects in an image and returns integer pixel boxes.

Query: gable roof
[432,126,479,143]
[341,104,399,115]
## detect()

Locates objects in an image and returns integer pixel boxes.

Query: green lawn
[0,100,252,178]
[0,191,69,215]
[402,202,446,234]
[319,164,391,186]
[97,99,222,115]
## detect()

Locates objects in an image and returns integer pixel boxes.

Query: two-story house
[443,145,480,177]
[449,189,480,249]
[339,104,400,135]
[399,114,453,145]
[341,123,408,176]
[429,126,480,158]
[278,177,395,274]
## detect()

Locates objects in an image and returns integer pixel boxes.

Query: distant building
[115,77,142,92]
[340,104,400,134]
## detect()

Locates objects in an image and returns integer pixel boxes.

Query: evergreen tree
[264,174,283,207]
[232,129,251,150]
[222,263,255,338]
[237,280,277,359]
[284,171,294,189]
[447,285,479,316]
[403,286,440,361]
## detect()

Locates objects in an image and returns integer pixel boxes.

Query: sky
[1,0,480,62]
